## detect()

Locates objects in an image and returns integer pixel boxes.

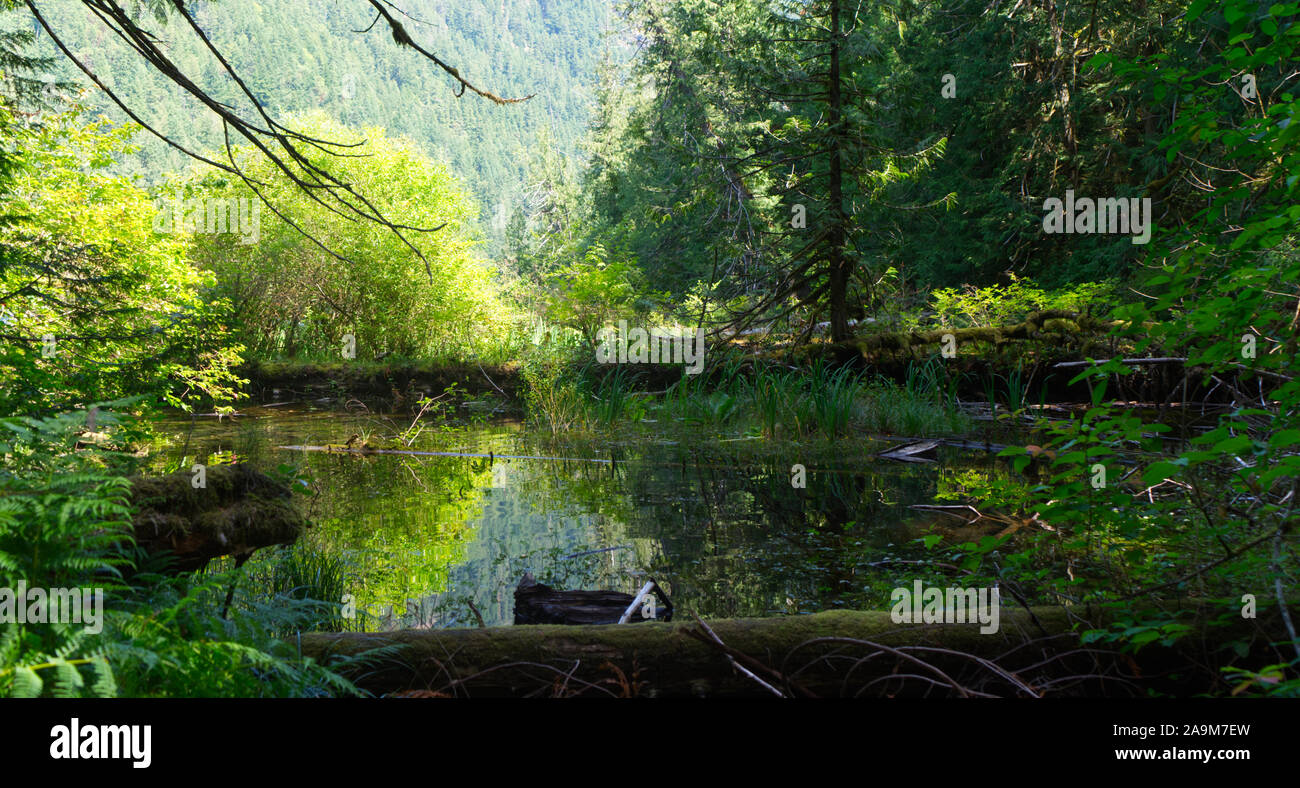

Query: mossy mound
[129,464,307,572]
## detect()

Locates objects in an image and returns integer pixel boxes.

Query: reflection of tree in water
[533,441,983,619]
[300,451,491,618]
[150,409,495,624]
[151,410,1012,628]
[433,463,648,627]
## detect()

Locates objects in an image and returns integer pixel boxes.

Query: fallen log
[300,604,1293,698]
[793,310,1116,361]
[128,464,306,572]
[296,606,1105,697]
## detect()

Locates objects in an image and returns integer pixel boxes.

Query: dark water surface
[149,403,1009,628]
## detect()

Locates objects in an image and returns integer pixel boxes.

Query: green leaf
[1269,429,1300,449]
[1212,435,1255,454]
[1141,461,1180,485]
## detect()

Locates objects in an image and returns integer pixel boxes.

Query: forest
[0,0,1297,706]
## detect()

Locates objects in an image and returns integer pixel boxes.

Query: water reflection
[147,404,1006,628]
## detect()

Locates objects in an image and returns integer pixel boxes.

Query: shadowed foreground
[299,605,1283,698]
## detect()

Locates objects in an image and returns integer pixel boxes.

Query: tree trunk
[297,605,1129,698]
[826,0,852,343]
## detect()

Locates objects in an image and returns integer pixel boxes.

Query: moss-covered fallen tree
[128,464,306,572]
[299,603,1288,698]
[796,310,1119,361]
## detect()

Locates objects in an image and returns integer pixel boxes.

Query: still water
[148,402,1007,629]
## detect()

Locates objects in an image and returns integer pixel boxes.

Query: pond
[147,401,1015,629]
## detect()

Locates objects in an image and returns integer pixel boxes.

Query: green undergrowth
[525,358,973,440]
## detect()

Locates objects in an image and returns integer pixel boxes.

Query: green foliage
[542,242,647,350]
[102,572,363,698]
[0,107,242,415]
[239,545,355,634]
[527,356,969,440]
[187,114,516,363]
[567,0,955,332]
[552,0,1196,331]
[928,275,1116,329]
[873,0,1196,288]
[0,405,368,698]
[25,0,611,254]
[957,0,1300,680]
[0,95,367,696]
[0,409,134,590]
[519,324,590,432]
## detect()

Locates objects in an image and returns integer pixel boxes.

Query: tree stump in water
[513,573,672,625]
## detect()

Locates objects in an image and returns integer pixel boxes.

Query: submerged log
[128,464,306,572]
[513,573,672,625]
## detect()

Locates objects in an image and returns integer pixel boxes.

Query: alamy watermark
[0,582,103,634]
[890,580,1000,634]
[50,718,151,769]
[596,321,706,375]
[1042,190,1152,245]
[151,190,260,245]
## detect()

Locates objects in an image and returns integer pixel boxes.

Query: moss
[128,464,307,572]
[302,607,1086,696]
[301,603,1296,697]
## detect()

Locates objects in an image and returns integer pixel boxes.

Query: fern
[1,406,363,698]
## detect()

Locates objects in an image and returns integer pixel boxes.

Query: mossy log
[301,603,1290,697]
[299,606,1095,697]
[128,464,306,572]
[241,359,520,401]
[821,310,1116,360]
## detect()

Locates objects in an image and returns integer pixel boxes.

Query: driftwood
[128,464,306,572]
[877,439,941,463]
[513,573,672,625]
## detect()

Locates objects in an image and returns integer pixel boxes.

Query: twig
[788,637,975,698]
[1273,531,1300,662]
[618,581,658,624]
[1053,357,1187,369]
[688,615,786,697]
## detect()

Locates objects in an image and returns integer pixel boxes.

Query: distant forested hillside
[22,0,612,252]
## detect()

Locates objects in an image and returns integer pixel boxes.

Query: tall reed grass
[525,356,971,439]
